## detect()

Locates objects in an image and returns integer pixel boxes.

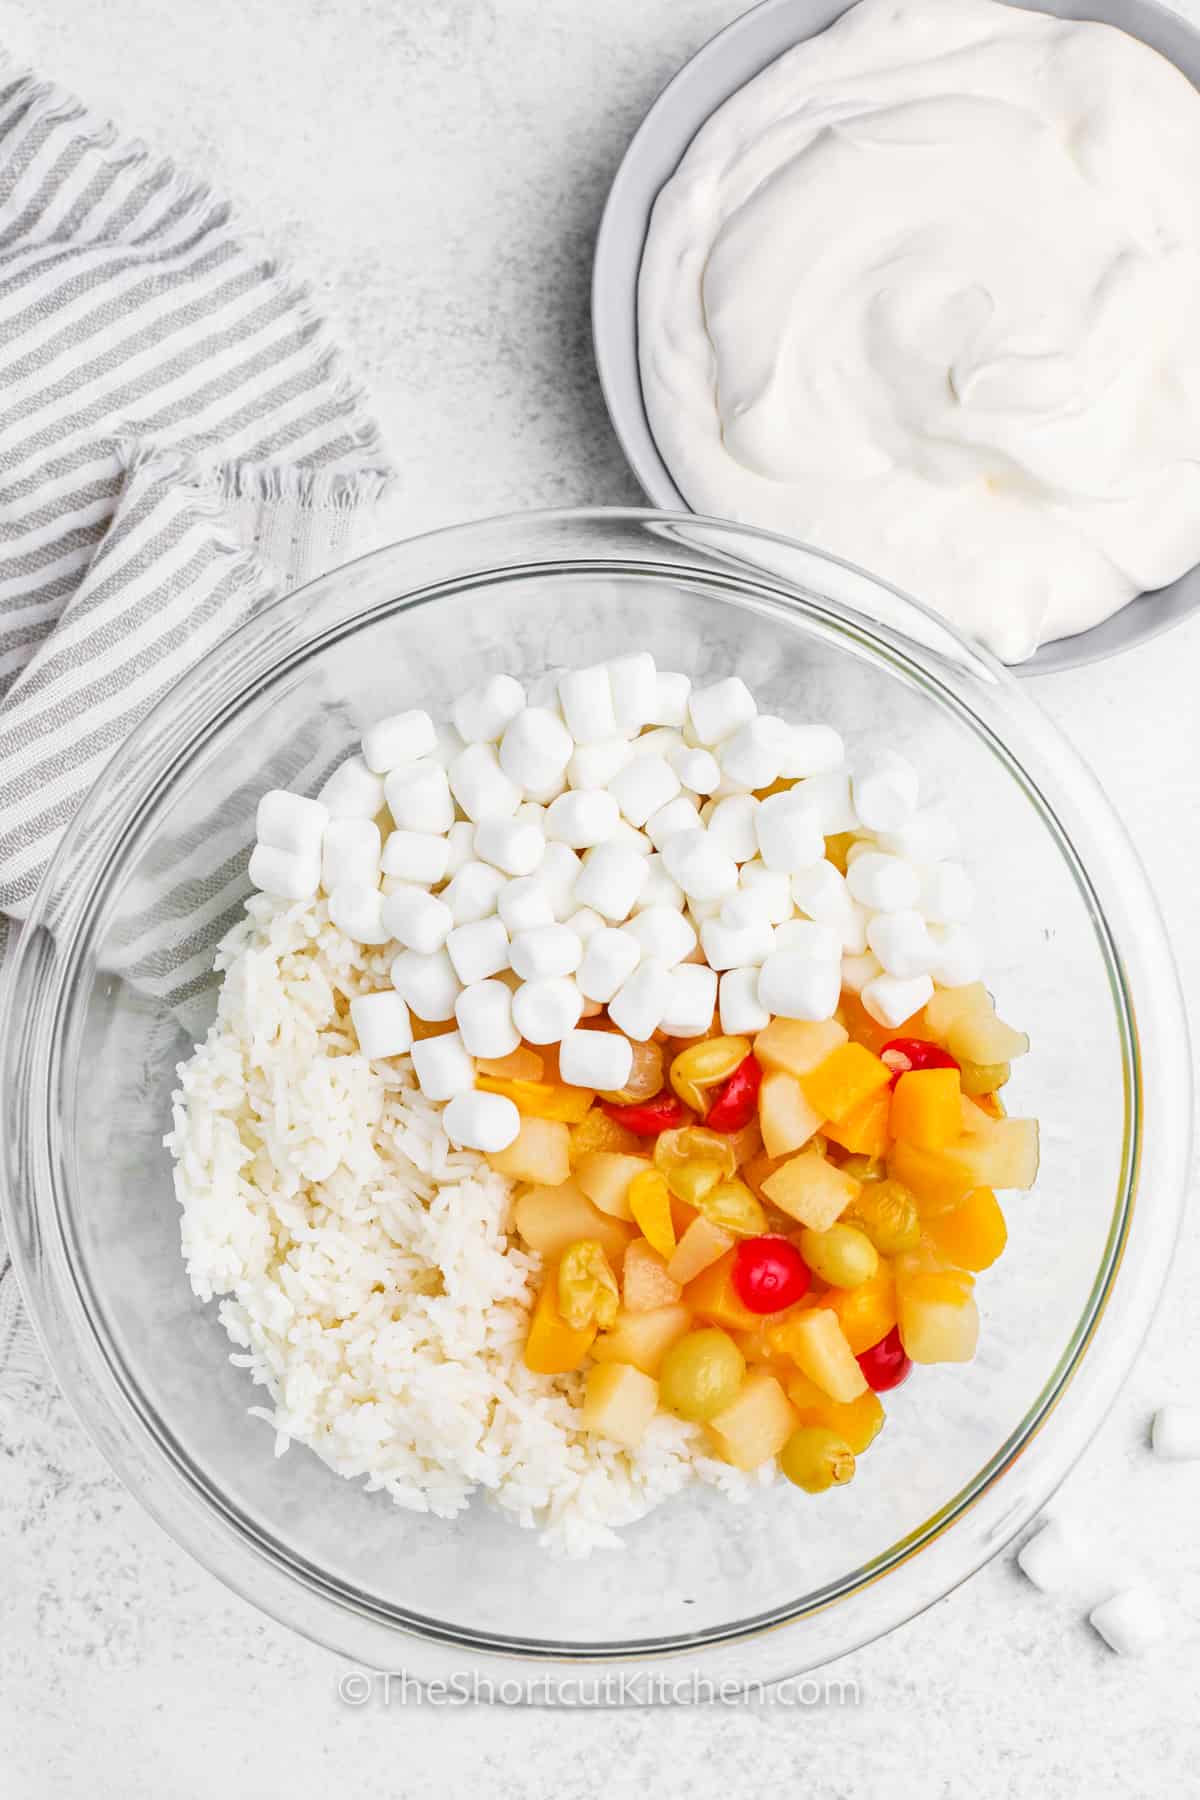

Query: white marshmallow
[411,1029,476,1100]
[567,738,633,790]
[322,819,382,893]
[474,816,546,878]
[516,800,548,830]
[510,923,584,980]
[430,722,465,770]
[442,861,507,925]
[559,1027,634,1092]
[608,754,681,828]
[755,792,824,873]
[919,861,975,925]
[1016,1520,1077,1594]
[853,749,919,832]
[546,789,621,848]
[1089,1588,1164,1657]
[644,795,701,850]
[452,673,525,745]
[560,906,604,951]
[626,906,697,967]
[608,818,653,856]
[606,652,658,732]
[443,1090,521,1153]
[777,725,845,779]
[499,706,574,792]
[846,851,920,913]
[630,727,686,760]
[380,828,448,886]
[537,841,583,919]
[876,808,957,863]
[861,971,933,1028]
[390,947,461,1021]
[512,976,584,1043]
[350,990,413,1059]
[574,843,649,921]
[361,709,437,775]
[718,717,786,791]
[791,860,851,925]
[633,853,685,913]
[385,761,455,834]
[1151,1405,1200,1460]
[454,981,520,1059]
[660,963,719,1037]
[794,768,858,834]
[670,745,722,795]
[328,882,390,945]
[661,830,739,902]
[248,843,320,900]
[867,910,937,979]
[449,743,522,823]
[927,924,982,988]
[256,789,329,860]
[719,967,772,1035]
[498,876,556,933]
[844,839,877,867]
[381,888,453,955]
[608,957,671,1040]
[774,918,842,961]
[649,670,692,729]
[738,862,793,924]
[446,917,510,984]
[441,820,476,882]
[688,676,756,746]
[318,755,386,821]
[841,950,883,995]
[706,794,760,863]
[558,664,617,744]
[759,952,840,1021]
[719,890,768,931]
[576,926,642,1003]
[686,893,724,926]
[527,668,565,715]
[701,915,775,972]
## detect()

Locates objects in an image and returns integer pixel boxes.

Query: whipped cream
[638,0,1200,661]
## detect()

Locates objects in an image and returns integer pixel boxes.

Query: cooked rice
[166,893,770,1554]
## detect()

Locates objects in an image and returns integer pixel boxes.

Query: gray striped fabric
[0,62,392,1377]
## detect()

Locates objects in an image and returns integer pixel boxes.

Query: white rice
[166,893,769,1555]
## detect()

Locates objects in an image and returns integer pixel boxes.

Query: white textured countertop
[2,1,1199,1793]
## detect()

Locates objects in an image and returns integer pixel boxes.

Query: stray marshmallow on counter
[1089,1588,1164,1658]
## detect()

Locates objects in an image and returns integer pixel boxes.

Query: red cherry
[857,1325,913,1391]
[731,1236,811,1315]
[880,1037,959,1087]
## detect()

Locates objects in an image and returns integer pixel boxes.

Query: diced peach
[684,1249,765,1334]
[923,982,993,1040]
[580,1362,659,1446]
[488,1115,571,1186]
[523,1269,597,1374]
[890,1068,962,1149]
[754,1017,848,1077]
[627,1168,676,1260]
[666,1215,735,1286]
[622,1237,682,1311]
[762,1148,860,1233]
[773,1307,868,1402]
[476,1045,545,1081]
[574,1150,650,1220]
[924,1186,1007,1271]
[947,1010,1030,1067]
[513,1182,635,1265]
[839,991,919,1054]
[785,1375,885,1455]
[706,1370,797,1471]
[591,1303,693,1376]
[818,1267,897,1355]
[801,1042,892,1123]
[476,1076,593,1123]
[823,1088,891,1157]
[569,1106,642,1161]
[887,1139,977,1215]
[758,1070,824,1158]
[897,1270,979,1364]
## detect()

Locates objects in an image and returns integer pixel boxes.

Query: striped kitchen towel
[0,61,393,1379]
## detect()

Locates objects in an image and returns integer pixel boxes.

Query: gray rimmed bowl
[591,0,1200,673]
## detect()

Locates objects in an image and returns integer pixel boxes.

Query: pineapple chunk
[523,1270,597,1374]
[514,1182,635,1265]
[706,1370,797,1470]
[762,1147,860,1232]
[946,1011,1030,1067]
[775,1307,868,1402]
[580,1362,659,1447]
[574,1150,649,1220]
[591,1304,692,1376]
[476,1045,544,1081]
[890,1068,962,1149]
[897,1271,979,1363]
[488,1115,571,1186]
[754,1017,848,1077]
[684,1249,765,1333]
[924,982,993,1038]
[758,1071,823,1158]
[952,1115,1039,1191]
[666,1215,734,1285]
[801,1042,892,1123]
[622,1238,682,1311]
[569,1106,642,1161]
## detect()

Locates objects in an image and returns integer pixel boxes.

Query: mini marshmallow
[474,816,546,878]
[576,926,642,1003]
[449,743,522,823]
[846,851,920,913]
[686,893,724,926]
[606,652,658,732]
[558,664,617,744]
[385,760,455,834]
[738,862,793,924]
[499,705,574,792]
[390,947,461,1021]
[443,1090,521,1153]
[411,1029,476,1101]
[644,795,701,851]
[719,967,772,1035]
[328,882,390,945]
[688,676,756,746]
[1016,1520,1078,1594]
[322,819,381,892]
[608,754,681,828]
[446,916,510,984]
[755,792,824,873]
[574,842,649,921]
[841,950,883,995]
[350,990,413,1059]
[516,801,547,830]
[660,963,719,1037]
[441,820,476,882]
[454,980,520,1059]
[318,755,386,821]
[630,727,686,760]
[527,667,565,715]
[442,861,507,925]
[861,971,934,1028]
[452,673,525,745]
[777,724,845,779]
[559,1027,634,1092]
[853,748,919,832]
[626,906,697,967]
[759,952,840,1021]
[1151,1405,1200,1461]
[844,839,876,867]
[498,876,556,933]
[608,818,653,856]
[380,828,448,886]
[512,976,584,1043]
[248,843,320,901]
[670,745,721,795]
[633,853,685,913]
[919,861,975,924]
[791,860,852,925]
[867,910,937,979]
[719,890,768,932]
[877,808,957,864]
[546,789,621,848]
[566,906,606,944]
[608,957,671,1040]
[718,717,786,791]
[706,794,760,863]
[430,722,465,769]
[256,789,329,859]
[537,841,583,919]
[381,888,453,955]
[510,923,584,980]
[1089,1588,1164,1658]
[793,768,858,834]
[701,915,775,972]
[774,918,842,961]
[567,738,633,790]
[927,924,982,988]
[661,830,739,903]
[649,670,692,729]
[361,709,437,775]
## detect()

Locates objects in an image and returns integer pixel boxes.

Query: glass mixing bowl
[1,510,1189,1689]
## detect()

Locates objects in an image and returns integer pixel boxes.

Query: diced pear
[897,1271,979,1363]
[946,1010,1030,1066]
[488,1115,571,1186]
[514,1181,635,1265]
[952,1116,1039,1191]
[775,1307,868,1403]
[754,1017,848,1077]
[706,1370,797,1470]
[758,1071,824,1158]
[622,1237,682,1311]
[574,1150,650,1220]
[762,1148,859,1232]
[591,1303,693,1376]
[580,1362,659,1446]
[666,1215,735,1286]
[924,982,993,1039]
